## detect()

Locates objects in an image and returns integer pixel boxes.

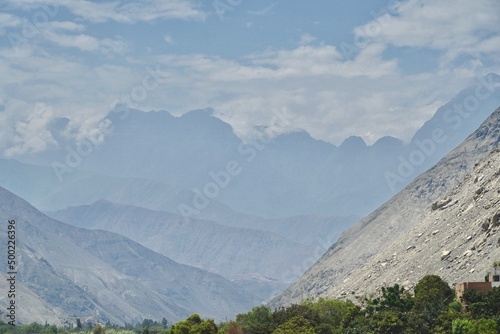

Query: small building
[455,281,492,301]
[491,267,500,287]
[455,267,500,303]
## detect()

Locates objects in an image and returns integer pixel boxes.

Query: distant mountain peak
[273,129,318,143]
[372,136,404,149]
[106,106,175,124]
[180,108,215,119]
[373,135,402,145]
[339,135,367,150]
[47,117,70,132]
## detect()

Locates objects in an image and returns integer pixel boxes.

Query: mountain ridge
[0,187,257,325]
[7,74,499,218]
[47,199,317,282]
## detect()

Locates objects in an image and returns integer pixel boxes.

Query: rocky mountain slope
[335,145,500,298]
[0,187,256,325]
[272,106,500,306]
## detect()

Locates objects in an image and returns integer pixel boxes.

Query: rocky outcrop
[432,197,452,211]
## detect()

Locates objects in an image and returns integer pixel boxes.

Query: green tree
[484,287,500,316]
[452,318,476,334]
[272,316,315,334]
[219,321,244,334]
[340,305,373,334]
[92,324,106,334]
[169,314,217,334]
[476,318,498,334]
[373,311,404,334]
[192,319,218,334]
[24,323,45,334]
[433,309,463,333]
[170,322,191,334]
[272,304,320,330]
[371,284,414,313]
[463,286,500,319]
[43,324,58,334]
[410,275,454,332]
[301,297,354,328]
[448,300,463,313]
[142,319,157,328]
[235,305,272,334]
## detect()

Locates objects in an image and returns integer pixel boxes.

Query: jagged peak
[339,135,367,150]
[372,136,404,148]
[180,108,215,119]
[106,106,175,123]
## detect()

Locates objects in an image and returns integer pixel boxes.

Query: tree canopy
[8,274,500,334]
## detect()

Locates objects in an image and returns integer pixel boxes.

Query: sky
[0,0,499,157]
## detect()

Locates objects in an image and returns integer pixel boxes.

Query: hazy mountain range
[12,73,500,218]
[0,73,499,325]
[48,200,316,282]
[0,187,257,325]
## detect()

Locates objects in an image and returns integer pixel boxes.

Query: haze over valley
[0,0,499,329]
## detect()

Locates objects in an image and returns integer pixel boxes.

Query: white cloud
[3,103,57,157]
[239,43,397,79]
[0,6,127,54]
[355,0,500,66]
[164,35,175,45]
[0,0,499,156]
[299,33,317,46]
[0,37,495,151]
[0,44,141,154]
[149,43,477,144]
[115,0,206,22]
[23,20,128,54]
[41,29,127,54]
[3,0,206,22]
[247,4,275,16]
[0,13,22,35]
[43,21,86,32]
[43,31,100,51]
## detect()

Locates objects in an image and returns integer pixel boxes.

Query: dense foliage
[213,275,500,334]
[0,320,167,334]
[4,275,500,334]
